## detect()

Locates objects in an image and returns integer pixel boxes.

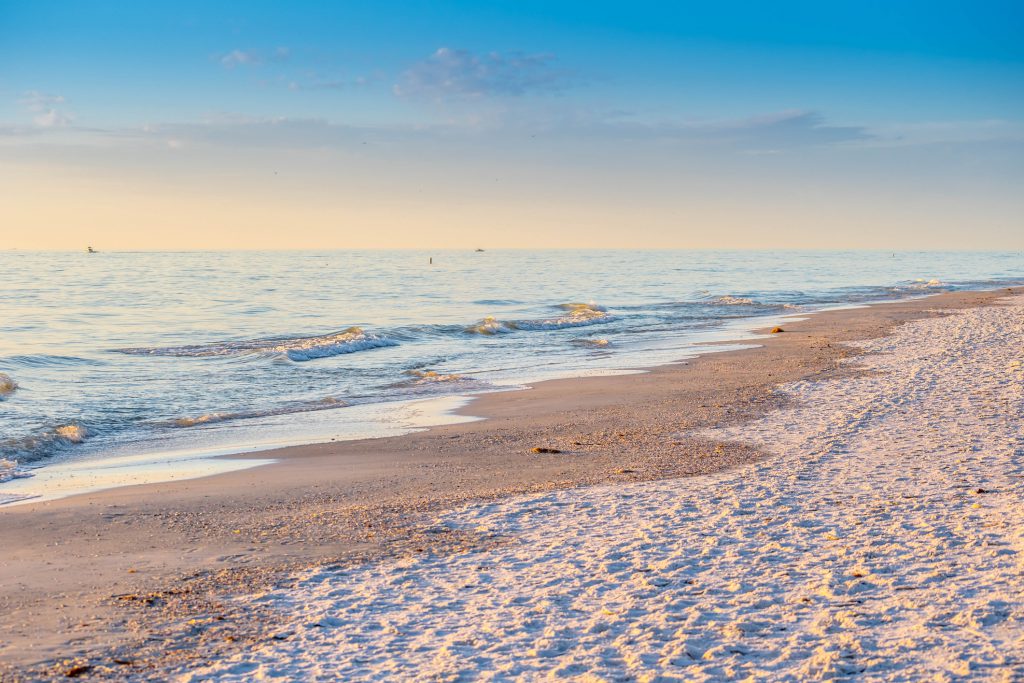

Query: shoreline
[0,299,799,507]
[0,286,1019,679]
[0,290,942,508]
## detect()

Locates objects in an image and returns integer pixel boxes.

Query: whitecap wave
[171,397,347,429]
[906,278,944,290]
[117,326,397,361]
[520,302,609,329]
[0,373,17,397]
[694,295,802,310]
[466,316,515,335]
[572,338,611,348]
[273,327,398,361]
[387,369,491,394]
[55,424,89,443]
[467,303,611,335]
[403,369,469,384]
[0,423,90,465]
[712,295,757,306]
[174,412,236,428]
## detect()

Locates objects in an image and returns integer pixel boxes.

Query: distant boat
[475,248,485,252]
[87,246,97,253]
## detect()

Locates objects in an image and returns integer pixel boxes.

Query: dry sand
[0,287,1017,680]
[181,291,1024,681]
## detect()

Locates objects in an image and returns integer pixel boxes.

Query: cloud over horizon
[659,110,872,150]
[11,106,1016,158]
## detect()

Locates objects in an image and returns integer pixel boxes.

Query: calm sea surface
[1,250,1022,499]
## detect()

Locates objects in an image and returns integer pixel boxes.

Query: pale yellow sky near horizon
[3,147,1021,251]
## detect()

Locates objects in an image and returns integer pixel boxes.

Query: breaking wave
[572,338,611,348]
[0,458,25,484]
[466,316,513,335]
[55,424,89,443]
[0,373,17,397]
[171,397,346,428]
[174,412,236,428]
[467,303,611,335]
[712,295,757,306]
[116,327,397,362]
[706,295,798,309]
[388,368,492,396]
[276,328,398,361]
[402,369,470,384]
[0,423,90,466]
[905,278,944,290]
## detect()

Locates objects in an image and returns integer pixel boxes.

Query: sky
[0,1,1022,250]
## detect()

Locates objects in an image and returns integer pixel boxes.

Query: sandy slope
[178,296,1024,682]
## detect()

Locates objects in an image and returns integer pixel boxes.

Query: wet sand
[0,287,1016,680]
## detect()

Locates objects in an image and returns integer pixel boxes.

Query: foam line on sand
[177,295,1021,680]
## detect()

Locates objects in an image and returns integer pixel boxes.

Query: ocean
[1,249,1021,503]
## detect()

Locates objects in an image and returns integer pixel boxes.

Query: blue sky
[1,1,1022,248]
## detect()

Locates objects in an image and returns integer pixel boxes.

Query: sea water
[1,249,1021,502]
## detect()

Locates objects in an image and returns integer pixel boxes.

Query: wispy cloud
[394,48,573,100]
[220,49,260,68]
[867,118,1024,146]
[218,47,290,69]
[133,116,374,150]
[12,109,1021,164]
[701,110,871,149]
[586,110,872,151]
[19,91,73,128]
[287,74,376,92]
[0,110,873,157]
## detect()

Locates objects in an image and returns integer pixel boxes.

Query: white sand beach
[177,295,1024,681]
[5,3,1022,680]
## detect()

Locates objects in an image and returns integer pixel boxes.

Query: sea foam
[274,328,398,361]
[117,326,397,361]
[174,412,236,428]
[0,373,17,397]
[712,295,757,306]
[403,369,469,384]
[572,338,611,348]
[0,458,34,505]
[54,424,89,443]
[467,303,610,335]
[0,458,21,483]
[0,423,90,466]
[171,397,347,428]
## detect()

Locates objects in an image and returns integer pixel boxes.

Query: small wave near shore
[1,423,91,460]
[0,373,17,397]
[0,423,91,486]
[171,397,346,428]
[4,251,1019,484]
[116,327,397,362]
[467,302,611,335]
